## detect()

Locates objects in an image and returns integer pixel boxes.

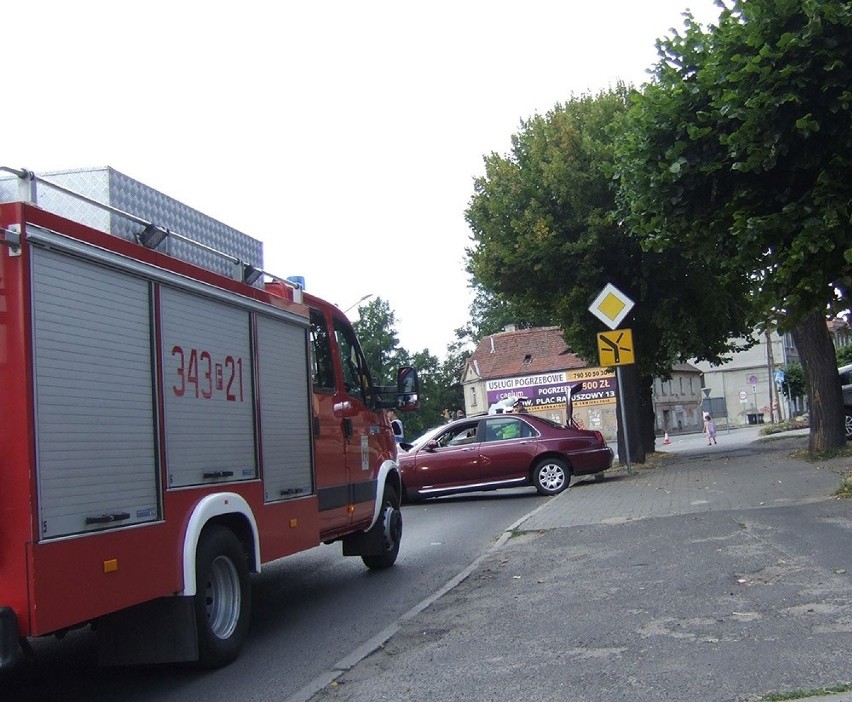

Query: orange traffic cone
[662,432,671,445]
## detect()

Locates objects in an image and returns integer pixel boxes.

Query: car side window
[519,420,536,438]
[485,417,524,442]
[436,422,479,447]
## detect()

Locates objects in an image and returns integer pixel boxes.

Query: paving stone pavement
[303,428,852,702]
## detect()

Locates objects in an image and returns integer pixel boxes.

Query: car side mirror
[424,440,438,452]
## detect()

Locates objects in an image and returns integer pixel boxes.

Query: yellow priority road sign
[597,328,635,366]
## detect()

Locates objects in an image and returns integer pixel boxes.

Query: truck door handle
[85,512,131,525]
[203,470,234,479]
[280,487,306,496]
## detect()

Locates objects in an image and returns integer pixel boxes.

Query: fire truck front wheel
[362,485,402,570]
[194,525,252,668]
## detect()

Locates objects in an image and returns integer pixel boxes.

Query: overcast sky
[5,0,721,355]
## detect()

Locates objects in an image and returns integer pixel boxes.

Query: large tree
[465,87,756,461]
[617,0,852,451]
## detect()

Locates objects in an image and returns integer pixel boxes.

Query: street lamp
[342,293,374,314]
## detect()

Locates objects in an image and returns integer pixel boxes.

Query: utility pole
[765,329,777,423]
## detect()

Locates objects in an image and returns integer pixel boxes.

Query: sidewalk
[307,430,852,702]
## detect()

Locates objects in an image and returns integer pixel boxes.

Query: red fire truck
[0,166,418,670]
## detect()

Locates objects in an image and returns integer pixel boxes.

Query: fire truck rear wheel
[194,525,252,668]
[362,485,402,570]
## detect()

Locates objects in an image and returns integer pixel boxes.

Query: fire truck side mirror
[396,367,420,412]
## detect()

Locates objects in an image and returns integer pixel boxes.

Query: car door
[407,420,482,492]
[480,416,539,483]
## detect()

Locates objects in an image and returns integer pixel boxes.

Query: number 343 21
[171,345,245,401]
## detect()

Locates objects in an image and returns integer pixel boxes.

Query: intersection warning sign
[597,329,635,366]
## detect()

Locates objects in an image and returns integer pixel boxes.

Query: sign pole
[616,366,633,475]
[589,283,636,477]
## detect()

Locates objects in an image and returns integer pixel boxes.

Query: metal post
[616,366,633,475]
[766,330,777,423]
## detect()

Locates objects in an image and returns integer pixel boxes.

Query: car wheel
[845,410,852,441]
[194,525,252,669]
[533,458,570,496]
[362,485,403,570]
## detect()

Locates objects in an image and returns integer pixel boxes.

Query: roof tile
[468,327,588,380]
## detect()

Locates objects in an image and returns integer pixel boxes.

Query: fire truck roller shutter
[255,315,312,501]
[31,248,159,538]
[159,287,256,488]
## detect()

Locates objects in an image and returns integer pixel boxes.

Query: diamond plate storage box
[0,167,263,278]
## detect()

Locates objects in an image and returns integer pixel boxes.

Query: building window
[470,386,477,407]
[679,377,684,394]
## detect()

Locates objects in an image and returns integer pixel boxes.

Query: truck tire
[362,485,402,570]
[194,525,252,668]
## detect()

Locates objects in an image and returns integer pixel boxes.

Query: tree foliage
[464,86,759,458]
[352,297,463,440]
[780,360,807,401]
[616,0,852,450]
[837,341,852,367]
[466,87,756,377]
[353,297,403,387]
[454,281,553,348]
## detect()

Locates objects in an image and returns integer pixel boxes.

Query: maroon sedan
[398,413,614,501]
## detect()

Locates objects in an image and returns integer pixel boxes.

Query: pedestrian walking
[703,412,717,445]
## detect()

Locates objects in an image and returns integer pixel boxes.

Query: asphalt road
[4,490,544,702]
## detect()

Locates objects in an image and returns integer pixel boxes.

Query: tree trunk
[616,363,647,464]
[790,310,845,452]
[639,374,657,454]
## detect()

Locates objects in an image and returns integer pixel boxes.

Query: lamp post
[343,293,374,315]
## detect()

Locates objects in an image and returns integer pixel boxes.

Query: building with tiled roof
[463,326,588,381]
[461,326,621,439]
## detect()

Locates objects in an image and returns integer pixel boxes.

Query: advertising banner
[485,367,617,411]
